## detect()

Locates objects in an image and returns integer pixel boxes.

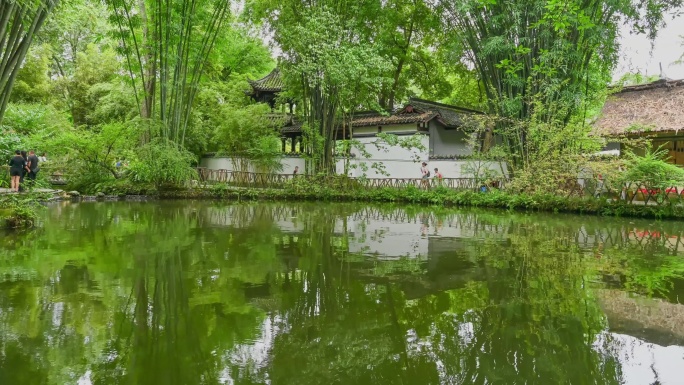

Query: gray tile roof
[248,68,284,92]
[351,110,438,127]
[408,98,483,128]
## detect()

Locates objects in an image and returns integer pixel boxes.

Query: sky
[614,13,684,81]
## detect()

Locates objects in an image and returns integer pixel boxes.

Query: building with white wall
[203,68,506,179]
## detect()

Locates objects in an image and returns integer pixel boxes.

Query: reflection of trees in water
[218,207,625,384]
[2,203,684,384]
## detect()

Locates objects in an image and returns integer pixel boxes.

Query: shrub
[620,146,684,190]
[0,194,41,229]
[128,139,198,189]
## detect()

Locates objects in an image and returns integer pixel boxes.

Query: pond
[1,201,684,385]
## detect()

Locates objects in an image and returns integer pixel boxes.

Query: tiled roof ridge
[408,97,484,114]
[248,68,283,92]
[350,110,438,127]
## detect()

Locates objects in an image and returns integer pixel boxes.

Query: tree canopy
[0,0,681,187]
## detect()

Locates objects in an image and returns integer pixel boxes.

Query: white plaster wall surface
[421,160,505,179]
[200,157,306,175]
[200,133,507,179]
[344,134,429,178]
[200,157,237,171]
[349,133,429,161]
[429,125,473,157]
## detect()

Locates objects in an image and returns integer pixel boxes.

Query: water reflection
[1,202,683,384]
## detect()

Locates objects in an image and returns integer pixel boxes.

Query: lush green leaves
[621,145,684,189]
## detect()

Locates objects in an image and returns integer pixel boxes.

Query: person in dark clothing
[27,150,40,187]
[8,150,27,192]
[19,150,28,192]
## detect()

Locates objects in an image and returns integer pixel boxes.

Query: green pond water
[1,201,684,385]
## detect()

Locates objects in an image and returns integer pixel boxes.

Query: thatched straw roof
[594,79,684,136]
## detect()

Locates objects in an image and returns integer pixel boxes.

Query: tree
[251,1,391,174]
[438,0,682,171]
[0,0,60,124]
[37,0,117,127]
[8,44,52,104]
[373,0,445,109]
[212,102,283,174]
[106,0,231,145]
[205,25,274,81]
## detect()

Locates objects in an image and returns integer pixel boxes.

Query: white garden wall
[201,156,306,175]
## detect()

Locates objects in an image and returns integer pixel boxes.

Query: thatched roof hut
[594,79,684,136]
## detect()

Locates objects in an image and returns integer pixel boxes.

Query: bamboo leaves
[106,0,231,146]
[0,0,59,124]
[438,0,681,172]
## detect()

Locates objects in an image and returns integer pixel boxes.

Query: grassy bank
[7,181,684,223]
[156,182,684,220]
[0,193,46,229]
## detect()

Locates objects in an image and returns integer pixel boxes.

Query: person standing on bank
[27,150,40,187]
[19,150,28,192]
[420,162,430,178]
[8,150,28,192]
[433,168,443,187]
[420,162,430,189]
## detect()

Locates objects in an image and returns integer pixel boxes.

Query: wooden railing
[195,168,684,206]
[195,168,505,191]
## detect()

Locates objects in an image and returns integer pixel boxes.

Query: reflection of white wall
[203,207,305,233]
[594,332,684,385]
[341,218,429,259]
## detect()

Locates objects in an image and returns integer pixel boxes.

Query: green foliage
[205,25,274,81]
[0,194,42,229]
[212,101,283,173]
[621,145,684,190]
[275,4,391,173]
[128,139,198,188]
[107,0,231,144]
[0,0,60,124]
[439,0,681,170]
[186,180,684,220]
[0,132,22,164]
[43,122,140,193]
[250,0,455,110]
[9,44,53,104]
[58,43,122,127]
[616,72,661,86]
[2,103,71,137]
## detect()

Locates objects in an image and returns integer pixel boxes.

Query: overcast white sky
[615,13,684,80]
